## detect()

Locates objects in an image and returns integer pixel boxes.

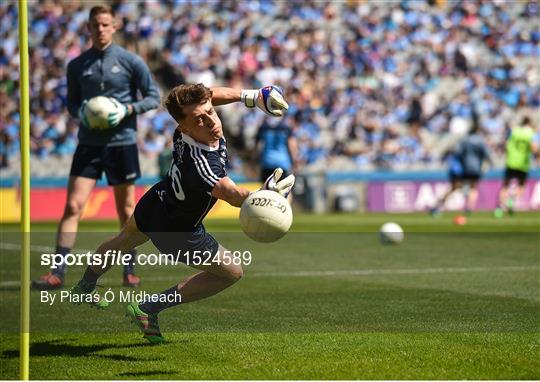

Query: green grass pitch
[1,211,539,379]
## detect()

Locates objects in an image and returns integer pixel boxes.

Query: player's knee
[224,265,243,282]
[117,199,135,214]
[124,198,136,212]
[64,200,84,219]
[113,230,135,251]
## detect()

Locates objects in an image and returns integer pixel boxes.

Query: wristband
[240,89,258,108]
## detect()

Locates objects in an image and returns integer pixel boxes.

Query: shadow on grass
[1,338,154,361]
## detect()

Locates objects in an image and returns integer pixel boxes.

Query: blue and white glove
[77,99,90,128]
[107,97,129,128]
[241,86,289,117]
[261,168,295,197]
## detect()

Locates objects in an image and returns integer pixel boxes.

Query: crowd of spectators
[1,0,538,176]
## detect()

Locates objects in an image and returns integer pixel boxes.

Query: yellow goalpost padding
[18,0,30,380]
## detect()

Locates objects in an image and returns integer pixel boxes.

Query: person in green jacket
[495,117,538,217]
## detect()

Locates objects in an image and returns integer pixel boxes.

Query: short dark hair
[164,84,213,122]
[89,5,114,21]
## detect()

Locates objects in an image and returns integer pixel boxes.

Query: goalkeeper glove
[77,100,90,128]
[107,98,129,128]
[261,168,295,198]
[241,85,289,117]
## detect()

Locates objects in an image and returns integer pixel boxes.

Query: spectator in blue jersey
[69,83,294,344]
[32,5,160,290]
[255,116,297,190]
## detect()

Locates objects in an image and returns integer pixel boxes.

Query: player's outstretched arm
[211,86,289,116]
[211,87,242,106]
[211,176,251,207]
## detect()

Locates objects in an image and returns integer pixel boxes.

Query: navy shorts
[449,171,462,183]
[461,173,481,182]
[70,144,141,186]
[133,181,219,263]
[450,172,480,182]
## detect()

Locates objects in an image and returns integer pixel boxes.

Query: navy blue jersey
[162,130,228,230]
[456,133,491,176]
[67,44,160,147]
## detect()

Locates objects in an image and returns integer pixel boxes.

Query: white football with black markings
[240,190,293,243]
[84,96,121,130]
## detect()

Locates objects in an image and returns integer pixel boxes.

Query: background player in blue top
[33,6,160,290]
[70,83,294,344]
[431,114,492,215]
[256,109,297,184]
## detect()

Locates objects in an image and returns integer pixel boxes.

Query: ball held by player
[240,189,293,243]
[81,96,129,130]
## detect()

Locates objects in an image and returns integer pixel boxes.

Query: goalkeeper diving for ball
[71,83,295,344]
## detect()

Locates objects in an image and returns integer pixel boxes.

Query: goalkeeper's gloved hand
[261,168,295,198]
[77,99,90,128]
[107,98,130,128]
[241,85,289,117]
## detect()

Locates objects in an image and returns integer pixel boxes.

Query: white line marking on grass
[3,266,538,287]
[251,266,540,277]
[126,265,540,283]
[0,242,53,252]
[0,281,21,287]
[0,242,94,253]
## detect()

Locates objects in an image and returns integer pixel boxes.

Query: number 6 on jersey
[169,163,185,200]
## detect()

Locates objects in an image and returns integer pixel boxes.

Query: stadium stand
[0,0,538,178]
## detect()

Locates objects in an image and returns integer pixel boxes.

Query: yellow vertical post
[18,0,30,380]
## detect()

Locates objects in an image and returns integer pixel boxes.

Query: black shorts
[260,168,292,183]
[450,172,480,182]
[449,171,462,183]
[462,173,481,182]
[70,144,141,186]
[504,167,528,186]
[133,182,219,263]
